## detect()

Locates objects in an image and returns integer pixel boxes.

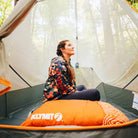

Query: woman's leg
[60,89,100,101]
[77,85,87,91]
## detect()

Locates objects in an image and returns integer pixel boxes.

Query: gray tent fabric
[0,0,36,87]
[0,0,36,38]
[0,41,7,79]
[0,124,138,138]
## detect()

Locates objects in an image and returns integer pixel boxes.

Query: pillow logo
[54,113,62,121]
[31,113,63,121]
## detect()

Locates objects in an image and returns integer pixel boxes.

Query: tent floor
[0,99,137,126]
[0,100,42,126]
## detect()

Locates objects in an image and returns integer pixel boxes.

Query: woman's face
[61,41,75,56]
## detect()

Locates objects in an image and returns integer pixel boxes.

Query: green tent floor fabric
[0,84,44,118]
[96,82,138,117]
[0,83,138,126]
[0,83,138,138]
[0,100,42,125]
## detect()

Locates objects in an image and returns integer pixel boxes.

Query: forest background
[0,0,138,27]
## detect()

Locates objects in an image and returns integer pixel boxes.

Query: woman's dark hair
[56,40,69,56]
[56,40,74,82]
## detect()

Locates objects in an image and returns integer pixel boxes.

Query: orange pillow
[98,102,129,125]
[21,100,129,127]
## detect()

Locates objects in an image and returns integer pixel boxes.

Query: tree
[0,0,13,27]
[127,0,138,12]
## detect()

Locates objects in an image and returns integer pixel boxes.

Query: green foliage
[0,0,13,27]
[133,3,138,12]
[127,0,138,12]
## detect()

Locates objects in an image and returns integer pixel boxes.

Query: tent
[0,0,138,137]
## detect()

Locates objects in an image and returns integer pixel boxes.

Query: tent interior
[0,0,138,137]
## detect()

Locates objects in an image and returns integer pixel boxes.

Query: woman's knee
[77,85,87,91]
[89,89,100,101]
[94,89,100,101]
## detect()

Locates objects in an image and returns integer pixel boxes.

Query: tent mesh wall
[1,0,138,91]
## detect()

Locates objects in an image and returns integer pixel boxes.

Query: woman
[43,40,100,103]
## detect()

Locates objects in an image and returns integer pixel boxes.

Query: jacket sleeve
[52,60,76,95]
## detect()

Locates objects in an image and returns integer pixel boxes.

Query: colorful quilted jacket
[43,56,76,101]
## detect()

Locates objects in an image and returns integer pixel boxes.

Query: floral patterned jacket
[43,56,76,101]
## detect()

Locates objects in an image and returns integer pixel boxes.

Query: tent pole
[9,65,32,87]
[123,74,138,89]
[75,0,79,68]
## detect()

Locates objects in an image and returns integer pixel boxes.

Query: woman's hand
[43,98,47,104]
